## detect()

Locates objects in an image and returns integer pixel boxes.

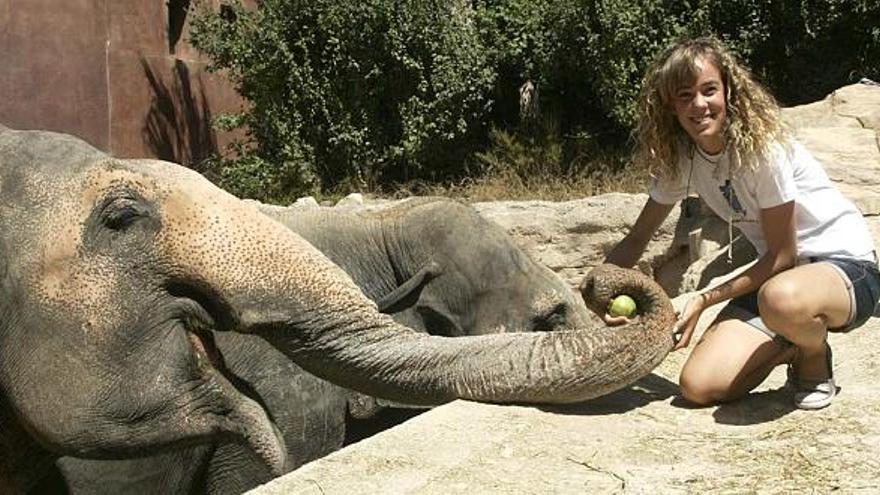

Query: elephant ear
[373,257,462,337]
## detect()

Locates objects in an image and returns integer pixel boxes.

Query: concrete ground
[251,291,880,494]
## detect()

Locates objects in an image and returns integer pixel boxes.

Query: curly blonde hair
[634,37,789,180]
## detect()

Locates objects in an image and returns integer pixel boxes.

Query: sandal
[793,342,837,410]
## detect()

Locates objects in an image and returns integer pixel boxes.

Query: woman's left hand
[673,294,707,351]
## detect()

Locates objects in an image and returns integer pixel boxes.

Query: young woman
[604,37,880,409]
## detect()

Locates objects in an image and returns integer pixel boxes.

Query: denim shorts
[720,255,880,342]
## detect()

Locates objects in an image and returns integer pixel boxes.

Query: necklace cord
[689,143,735,264]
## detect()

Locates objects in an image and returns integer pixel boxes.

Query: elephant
[262,198,599,417]
[55,199,597,494]
[0,125,675,494]
[259,199,594,338]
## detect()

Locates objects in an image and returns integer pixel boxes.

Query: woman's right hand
[673,293,708,351]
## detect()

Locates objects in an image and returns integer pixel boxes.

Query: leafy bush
[475,0,880,133]
[191,0,495,201]
[707,0,880,105]
[190,0,880,201]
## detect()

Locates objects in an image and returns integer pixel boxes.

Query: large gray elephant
[56,199,597,494]
[0,125,675,494]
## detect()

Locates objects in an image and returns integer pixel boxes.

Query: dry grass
[424,165,649,202]
[637,410,880,493]
[378,128,650,202]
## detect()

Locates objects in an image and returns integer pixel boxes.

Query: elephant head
[0,127,674,492]
[0,129,288,491]
[388,199,594,336]
[260,200,594,338]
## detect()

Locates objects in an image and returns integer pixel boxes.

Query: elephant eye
[533,303,567,332]
[101,197,150,231]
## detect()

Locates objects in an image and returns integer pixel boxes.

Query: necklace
[687,142,736,264]
[695,145,724,164]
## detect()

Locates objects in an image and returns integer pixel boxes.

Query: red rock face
[0,0,253,166]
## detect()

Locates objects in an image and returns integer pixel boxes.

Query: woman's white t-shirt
[649,140,875,261]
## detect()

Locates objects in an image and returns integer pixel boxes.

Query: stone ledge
[250,295,880,493]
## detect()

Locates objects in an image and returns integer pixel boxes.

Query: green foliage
[476,125,565,180]
[473,0,880,166]
[567,1,696,127]
[706,0,880,105]
[190,0,880,201]
[190,0,495,201]
[473,1,695,137]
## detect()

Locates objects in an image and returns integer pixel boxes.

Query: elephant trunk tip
[579,263,674,322]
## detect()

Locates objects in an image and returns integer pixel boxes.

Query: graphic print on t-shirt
[719,179,746,221]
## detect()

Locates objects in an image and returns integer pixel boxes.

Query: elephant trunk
[259,264,675,405]
[165,196,674,406]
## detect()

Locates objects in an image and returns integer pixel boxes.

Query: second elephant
[262,198,593,338]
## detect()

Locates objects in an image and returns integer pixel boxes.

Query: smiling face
[671,57,727,154]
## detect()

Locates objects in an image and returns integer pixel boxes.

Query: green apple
[608,295,637,318]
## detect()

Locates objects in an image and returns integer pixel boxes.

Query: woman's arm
[604,197,675,268]
[700,200,797,305]
[673,200,797,350]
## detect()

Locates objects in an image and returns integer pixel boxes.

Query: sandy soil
[253,221,880,494]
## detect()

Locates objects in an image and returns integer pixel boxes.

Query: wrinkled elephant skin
[0,128,288,492]
[59,200,600,494]
[0,127,675,493]
[261,200,594,338]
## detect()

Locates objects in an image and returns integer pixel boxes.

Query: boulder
[783,82,880,215]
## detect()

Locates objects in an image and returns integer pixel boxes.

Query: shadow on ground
[708,386,797,425]
[538,372,680,416]
[344,372,680,445]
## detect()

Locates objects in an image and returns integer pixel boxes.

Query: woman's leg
[679,316,795,405]
[680,262,852,406]
[757,263,851,382]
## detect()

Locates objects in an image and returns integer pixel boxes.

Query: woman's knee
[679,364,733,406]
[757,278,808,329]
